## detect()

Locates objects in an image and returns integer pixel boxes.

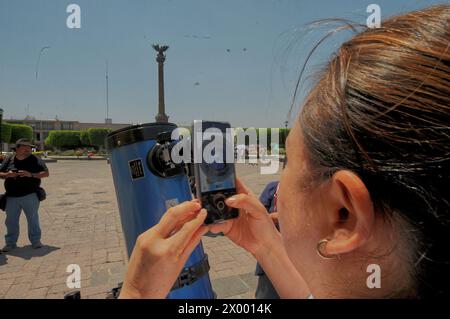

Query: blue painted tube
[106,123,214,299]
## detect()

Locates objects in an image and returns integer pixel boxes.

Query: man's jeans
[4,193,41,246]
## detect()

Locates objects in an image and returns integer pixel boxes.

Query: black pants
[255,273,280,299]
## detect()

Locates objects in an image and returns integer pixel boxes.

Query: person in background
[0,139,49,252]
[255,157,287,298]
[255,180,280,299]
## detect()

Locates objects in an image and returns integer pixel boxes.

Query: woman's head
[278,5,449,298]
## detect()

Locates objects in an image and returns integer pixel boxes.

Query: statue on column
[152,44,169,63]
[152,44,170,123]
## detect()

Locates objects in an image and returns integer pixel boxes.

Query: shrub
[10,124,33,143]
[32,151,45,157]
[59,149,76,156]
[0,123,13,143]
[45,131,81,149]
[80,130,90,146]
[87,128,112,149]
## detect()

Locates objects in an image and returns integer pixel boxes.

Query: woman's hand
[211,180,311,299]
[269,212,279,227]
[119,200,209,299]
[209,178,282,257]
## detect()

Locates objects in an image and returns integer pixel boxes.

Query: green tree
[279,128,290,149]
[0,123,13,144]
[80,130,90,146]
[10,124,33,143]
[87,128,112,150]
[45,131,81,149]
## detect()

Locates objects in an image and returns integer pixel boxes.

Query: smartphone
[11,169,19,173]
[192,120,239,225]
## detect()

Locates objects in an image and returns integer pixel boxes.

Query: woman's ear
[321,170,375,257]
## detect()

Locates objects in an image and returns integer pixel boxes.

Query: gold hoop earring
[316,239,338,260]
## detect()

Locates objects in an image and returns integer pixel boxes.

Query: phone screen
[193,120,239,224]
[197,121,236,194]
[200,134,236,193]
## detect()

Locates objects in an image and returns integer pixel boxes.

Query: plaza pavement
[0,160,281,299]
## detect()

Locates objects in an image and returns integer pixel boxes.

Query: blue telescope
[106,123,214,299]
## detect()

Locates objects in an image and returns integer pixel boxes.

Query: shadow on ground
[0,252,7,266]
[1,245,60,261]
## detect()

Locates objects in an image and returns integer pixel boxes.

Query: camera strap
[171,254,210,291]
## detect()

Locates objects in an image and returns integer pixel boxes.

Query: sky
[0,0,448,128]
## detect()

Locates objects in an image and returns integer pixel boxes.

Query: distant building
[6,117,131,150]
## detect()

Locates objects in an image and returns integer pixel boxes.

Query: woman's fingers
[270,212,279,225]
[235,178,251,195]
[168,209,208,250]
[225,193,268,219]
[181,225,210,260]
[155,201,201,237]
[209,220,233,235]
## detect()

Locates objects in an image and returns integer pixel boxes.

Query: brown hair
[298,5,450,298]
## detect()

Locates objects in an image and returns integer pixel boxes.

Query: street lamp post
[152,44,169,123]
[283,120,289,150]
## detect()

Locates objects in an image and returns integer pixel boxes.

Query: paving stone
[13,274,36,284]
[239,272,259,291]
[107,252,123,263]
[212,275,250,298]
[31,277,54,290]
[26,287,49,299]
[0,278,15,295]
[5,283,32,299]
